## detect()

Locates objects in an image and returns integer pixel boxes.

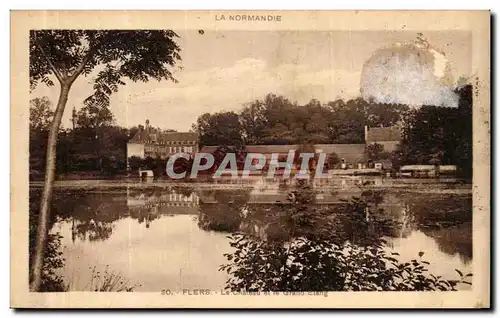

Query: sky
[32,30,472,131]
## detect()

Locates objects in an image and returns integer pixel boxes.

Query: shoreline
[28,179,473,195]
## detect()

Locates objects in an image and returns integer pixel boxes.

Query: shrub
[220,234,472,292]
[82,265,141,292]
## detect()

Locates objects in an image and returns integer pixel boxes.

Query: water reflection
[40,177,472,291]
[127,187,199,229]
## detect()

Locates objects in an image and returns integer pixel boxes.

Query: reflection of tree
[53,191,126,242]
[400,194,472,261]
[54,191,124,223]
[406,194,472,227]
[200,184,472,265]
[198,182,400,245]
[72,218,115,242]
[358,190,408,240]
[197,190,250,232]
[237,185,395,245]
[423,222,472,263]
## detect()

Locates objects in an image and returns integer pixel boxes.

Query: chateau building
[127,119,402,172]
[127,119,198,161]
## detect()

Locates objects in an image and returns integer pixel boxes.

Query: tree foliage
[221,234,471,291]
[366,143,391,162]
[30,30,181,94]
[194,111,244,148]
[194,93,409,147]
[29,97,53,179]
[30,97,55,131]
[76,103,114,130]
[397,85,472,177]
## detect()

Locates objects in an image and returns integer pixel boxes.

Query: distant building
[199,144,366,167]
[126,121,402,173]
[364,125,402,153]
[314,144,367,165]
[127,119,198,162]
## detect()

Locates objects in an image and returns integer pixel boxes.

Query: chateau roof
[130,128,198,144]
[199,143,366,163]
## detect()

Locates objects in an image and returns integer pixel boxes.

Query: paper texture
[11,10,490,308]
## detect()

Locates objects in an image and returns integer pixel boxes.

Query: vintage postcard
[11,10,490,308]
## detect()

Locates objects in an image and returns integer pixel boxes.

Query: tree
[366,143,391,162]
[30,97,54,178]
[30,97,54,132]
[75,103,116,172]
[364,101,410,127]
[399,105,463,166]
[128,156,144,171]
[29,30,181,291]
[325,98,365,144]
[453,84,473,178]
[76,103,114,130]
[239,100,267,145]
[195,111,244,148]
[327,152,340,169]
[393,84,472,178]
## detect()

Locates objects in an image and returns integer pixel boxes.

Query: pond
[30,177,472,291]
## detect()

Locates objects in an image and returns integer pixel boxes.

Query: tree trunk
[30,83,71,291]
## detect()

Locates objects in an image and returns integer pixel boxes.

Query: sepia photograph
[10,10,490,308]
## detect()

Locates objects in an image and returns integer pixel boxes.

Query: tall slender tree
[29,30,181,291]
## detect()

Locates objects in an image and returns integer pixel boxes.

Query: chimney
[364,125,368,143]
[145,119,150,133]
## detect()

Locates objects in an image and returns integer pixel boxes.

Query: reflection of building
[126,187,200,217]
[364,125,402,152]
[197,180,361,205]
[127,119,198,161]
